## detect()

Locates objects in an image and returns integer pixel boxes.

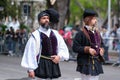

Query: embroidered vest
[40,31,58,56]
[84,27,101,56]
[88,30,101,55]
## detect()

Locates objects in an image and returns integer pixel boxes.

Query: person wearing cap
[72,9,104,80]
[21,8,69,79]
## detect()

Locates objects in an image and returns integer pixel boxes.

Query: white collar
[85,25,95,33]
[39,25,50,31]
[85,25,89,30]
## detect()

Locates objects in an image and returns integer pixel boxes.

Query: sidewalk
[0,55,120,80]
[104,50,119,64]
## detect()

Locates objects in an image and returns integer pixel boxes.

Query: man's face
[39,16,50,29]
[90,17,97,27]
[84,16,97,27]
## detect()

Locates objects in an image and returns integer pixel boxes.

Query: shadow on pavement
[6,77,36,80]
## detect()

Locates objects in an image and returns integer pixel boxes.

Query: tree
[70,0,118,28]
[0,0,7,19]
[56,0,70,30]
[0,0,19,20]
[47,0,118,29]
[47,0,70,30]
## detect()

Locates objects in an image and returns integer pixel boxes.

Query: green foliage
[20,23,27,30]
[0,0,6,19]
[0,0,19,19]
[70,0,117,24]
[20,23,30,32]
[0,24,7,33]
[70,1,82,24]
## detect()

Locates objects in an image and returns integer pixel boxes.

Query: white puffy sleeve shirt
[21,28,69,70]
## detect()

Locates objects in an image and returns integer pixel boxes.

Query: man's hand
[51,55,60,64]
[99,48,104,56]
[28,70,35,79]
[89,48,97,56]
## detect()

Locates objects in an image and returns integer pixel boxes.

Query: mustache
[41,22,49,26]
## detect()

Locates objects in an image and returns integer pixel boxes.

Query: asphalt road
[0,55,120,80]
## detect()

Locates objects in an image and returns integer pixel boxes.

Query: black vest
[88,31,101,55]
[40,31,58,56]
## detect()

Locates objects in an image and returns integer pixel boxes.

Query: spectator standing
[101,28,109,61]
[116,24,120,67]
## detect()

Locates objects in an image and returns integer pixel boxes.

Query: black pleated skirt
[34,57,61,79]
[76,58,103,76]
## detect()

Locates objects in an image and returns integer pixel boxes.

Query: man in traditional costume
[21,8,69,80]
[72,9,104,80]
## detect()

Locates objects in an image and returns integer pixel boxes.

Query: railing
[0,35,28,56]
[0,35,120,65]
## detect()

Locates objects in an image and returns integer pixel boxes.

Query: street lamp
[118,0,120,27]
[108,0,111,33]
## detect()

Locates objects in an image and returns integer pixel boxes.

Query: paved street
[0,54,120,80]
